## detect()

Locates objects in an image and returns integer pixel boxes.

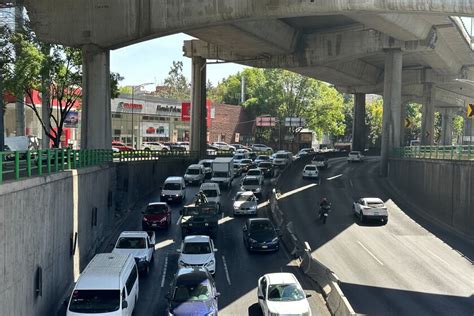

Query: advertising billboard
[64,111,80,128]
[141,122,170,137]
[181,100,212,127]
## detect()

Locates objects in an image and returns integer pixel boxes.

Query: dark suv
[243,218,280,252]
[166,267,219,316]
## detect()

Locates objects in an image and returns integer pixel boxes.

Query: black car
[166,267,219,316]
[243,218,280,252]
[239,159,253,173]
[257,161,274,178]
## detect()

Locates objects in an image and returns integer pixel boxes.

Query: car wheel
[359,212,364,223]
[150,254,155,263]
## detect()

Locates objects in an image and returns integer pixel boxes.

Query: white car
[235,148,250,154]
[241,175,263,197]
[233,153,248,165]
[257,273,312,316]
[233,191,258,215]
[255,155,271,164]
[142,141,170,152]
[176,141,190,151]
[212,142,235,151]
[348,151,363,162]
[200,182,221,211]
[184,164,206,185]
[246,168,264,184]
[251,144,273,154]
[177,235,217,275]
[272,152,292,168]
[302,164,319,179]
[353,197,388,224]
[112,231,155,276]
[198,159,214,179]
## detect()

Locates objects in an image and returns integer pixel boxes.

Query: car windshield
[243,179,259,186]
[305,166,317,171]
[173,279,211,302]
[236,194,254,202]
[164,183,181,190]
[187,168,200,175]
[213,172,227,178]
[234,154,244,159]
[247,170,261,176]
[275,154,287,159]
[183,241,211,254]
[257,156,269,160]
[267,284,305,302]
[250,221,274,232]
[69,290,120,313]
[241,159,252,164]
[115,237,146,249]
[259,162,271,168]
[203,189,218,198]
[313,156,325,161]
[350,151,360,155]
[201,162,212,168]
[146,204,167,214]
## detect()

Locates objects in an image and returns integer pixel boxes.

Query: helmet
[321,197,328,202]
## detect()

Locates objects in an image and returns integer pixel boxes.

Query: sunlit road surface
[278,157,474,315]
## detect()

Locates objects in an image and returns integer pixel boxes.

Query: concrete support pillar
[400,101,407,146]
[190,56,207,158]
[381,49,402,176]
[440,109,453,145]
[352,93,366,151]
[421,83,435,145]
[81,45,111,149]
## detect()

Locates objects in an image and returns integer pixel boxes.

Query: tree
[365,98,383,146]
[156,61,190,100]
[405,103,422,144]
[452,114,464,144]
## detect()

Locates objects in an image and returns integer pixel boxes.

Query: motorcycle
[319,205,331,224]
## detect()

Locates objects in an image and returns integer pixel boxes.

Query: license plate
[167,198,173,200]
[262,245,268,249]
[152,223,158,227]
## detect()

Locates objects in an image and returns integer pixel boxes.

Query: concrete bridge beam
[190,56,207,158]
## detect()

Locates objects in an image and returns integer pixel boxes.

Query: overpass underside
[24,0,474,174]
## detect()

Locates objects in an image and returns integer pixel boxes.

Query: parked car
[207,144,218,156]
[302,164,319,179]
[258,161,274,178]
[246,168,264,184]
[312,155,329,169]
[231,144,251,151]
[251,144,273,154]
[184,164,206,185]
[243,218,280,252]
[66,253,139,316]
[212,142,235,151]
[353,197,388,224]
[177,235,218,275]
[348,151,363,162]
[112,231,155,275]
[241,175,263,197]
[166,267,219,316]
[200,182,221,211]
[233,191,258,216]
[257,273,312,316]
[142,141,170,152]
[176,141,190,151]
[161,176,186,203]
[112,141,134,151]
[198,159,214,179]
[165,142,187,152]
[141,202,171,230]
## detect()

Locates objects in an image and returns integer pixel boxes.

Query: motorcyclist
[319,197,331,217]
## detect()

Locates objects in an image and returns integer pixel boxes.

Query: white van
[184,164,206,185]
[199,182,221,211]
[160,176,186,203]
[66,253,138,316]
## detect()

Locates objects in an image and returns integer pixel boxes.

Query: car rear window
[275,154,287,159]
[69,290,120,313]
[247,170,261,176]
[164,183,181,190]
[203,189,218,197]
[116,237,146,249]
[367,201,385,207]
[146,204,167,214]
[305,166,316,171]
[243,179,260,186]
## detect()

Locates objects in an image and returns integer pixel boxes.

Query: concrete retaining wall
[0,158,195,316]
[388,159,474,237]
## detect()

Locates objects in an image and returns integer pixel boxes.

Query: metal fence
[0,148,237,184]
[393,145,473,161]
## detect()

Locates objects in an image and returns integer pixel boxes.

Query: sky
[110,33,246,89]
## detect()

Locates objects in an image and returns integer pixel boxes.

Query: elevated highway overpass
[21,0,474,174]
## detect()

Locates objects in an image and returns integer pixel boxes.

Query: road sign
[256,116,276,127]
[284,117,305,127]
[468,104,474,119]
[405,118,412,128]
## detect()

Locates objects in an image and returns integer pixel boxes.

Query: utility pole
[0,60,4,151]
[240,76,245,104]
[15,0,25,136]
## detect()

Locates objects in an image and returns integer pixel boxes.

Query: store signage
[156,104,181,113]
[118,102,143,111]
[141,122,169,137]
[256,116,276,127]
[284,117,305,127]
[181,100,212,127]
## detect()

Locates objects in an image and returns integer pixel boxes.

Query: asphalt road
[59,169,330,316]
[277,156,474,315]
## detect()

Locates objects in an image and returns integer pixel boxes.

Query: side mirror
[306,293,312,298]
[149,243,155,249]
[258,295,264,300]
[215,292,221,298]
[177,249,181,253]
[214,248,218,252]
[122,300,128,309]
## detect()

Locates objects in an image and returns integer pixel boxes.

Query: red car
[142,202,171,230]
[112,141,134,151]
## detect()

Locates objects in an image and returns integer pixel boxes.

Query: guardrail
[0,149,113,184]
[114,149,235,162]
[393,145,473,160]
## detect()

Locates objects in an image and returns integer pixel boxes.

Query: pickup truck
[112,231,156,275]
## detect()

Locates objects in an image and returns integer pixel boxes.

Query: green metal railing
[393,145,473,161]
[0,149,113,184]
[115,149,235,162]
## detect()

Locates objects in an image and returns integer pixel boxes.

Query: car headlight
[254,188,261,192]
[161,192,165,196]
[160,217,167,222]
[176,193,181,196]
[143,217,148,222]
[249,238,258,244]
[233,205,239,210]
[168,312,174,316]
[205,260,215,267]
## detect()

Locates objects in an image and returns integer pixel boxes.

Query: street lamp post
[130,82,153,149]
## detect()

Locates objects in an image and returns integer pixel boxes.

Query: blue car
[167,267,219,316]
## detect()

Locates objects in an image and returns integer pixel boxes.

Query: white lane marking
[326,174,343,180]
[257,200,270,209]
[425,248,451,267]
[218,216,233,225]
[357,241,384,266]
[160,255,169,287]
[175,215,182,226]
[276,183,317,200]
[154,239,174,251]
[221,255,232,285]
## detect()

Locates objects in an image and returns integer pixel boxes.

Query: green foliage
[405,103,422,144]
[365,98,383,145]
[119,86,133,95]
[156,61,190,100]
[110,72,124,99]
[452,114,464,144]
